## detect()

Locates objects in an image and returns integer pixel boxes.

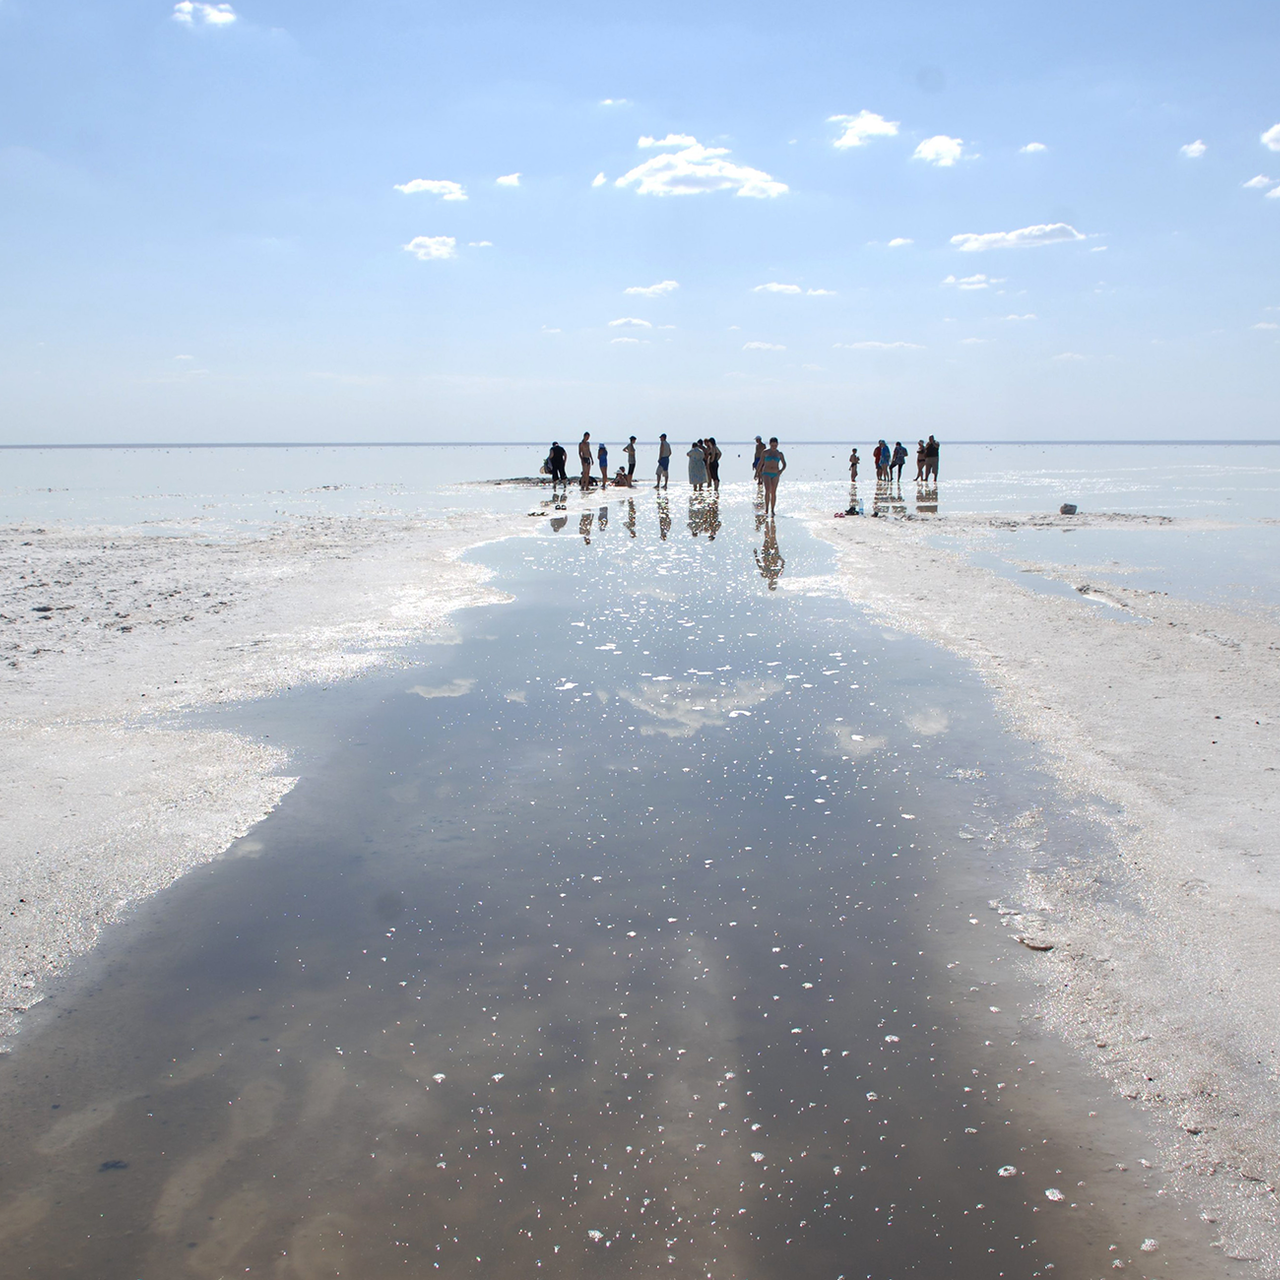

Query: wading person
[625,436,637,481]
[656,433,671,489]
[923,434,939,482]
[705,437,721,492]
[760,436,786,517]
[914,439,926,482]
[597,440,609,488]
[891,441,907,482]
[848,447,859,483]
[578,432,593,488]
[752,436,766,482]
[687,439,708,491]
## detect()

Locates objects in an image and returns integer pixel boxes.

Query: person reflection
[550,515,568,532]
[657,495,672,541]
[579,511,594,544]
[598,506,609,531]
[754,519,785,590]
[624,498,637,538]
[915,483,938,515]
[687,495,721,539]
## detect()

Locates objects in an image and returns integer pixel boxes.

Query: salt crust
[0,513,521,1047]
[808,509,1280,1268]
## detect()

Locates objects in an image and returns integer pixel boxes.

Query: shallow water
[0,491,1220,1277]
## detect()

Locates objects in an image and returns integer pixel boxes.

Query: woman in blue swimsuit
[759,436,786,517]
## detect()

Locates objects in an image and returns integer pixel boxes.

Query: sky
[1,0,1277,443]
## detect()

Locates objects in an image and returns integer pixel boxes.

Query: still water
[0,488,1210,1277]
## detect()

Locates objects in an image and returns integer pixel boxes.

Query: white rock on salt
[1045,1188,1065,1201]
[998,1165,1017,1177]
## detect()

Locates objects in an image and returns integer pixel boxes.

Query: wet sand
[807,503,1280,1267]
[0,513,524,1046]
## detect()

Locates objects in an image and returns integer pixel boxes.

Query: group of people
[851,436,940,484]
[545,434,788,515]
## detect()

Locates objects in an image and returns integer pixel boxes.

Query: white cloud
[1243,174,1275,189]
[1268,187,1280,200]
[172,1,236,24]
[807,288,836,295]
[616,137,788,199]
[743,341,785,350]
[174,354,194,360]
[951,222,1084,252]
[394,178,467,200]
[468,240,493,247]
[608,317,652,327]
[592,172,607,187]
[1180,139,1207,159]
[960,337,989,344]
[403,235,457,261]
[496,173,521,186]
[1020,142,1047,153]
[600,98,630,106]
[834,341,923,350]
[1052,351,1086,361]
[611,337,646,344]
[913,135,965,167]
[1005,313,1037,320]
[638,134,698,148]
[753,282,801,294]
[802,363,824,370]
[540,326,561,334]
[1253,322,1279,330]
[941,273,998,290]
[1262,124,1280,151]
[887,237,913,247]
[625,280,679,297]
[828,110,899,149]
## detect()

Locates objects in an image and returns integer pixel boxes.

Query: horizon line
[1,439,1278,451]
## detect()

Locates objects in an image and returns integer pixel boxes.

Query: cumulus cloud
[617,137,787,198]
[395,178,467,200]
[754,282,801,294]
[172,1,236,24]
[913,135,965,166]
[1020,142,1047,153]
[951,222,1084,252]
[618,677,781,738]
[807,287,836,295]
[496,173,521,186]
[609,317,652,327]
[887,237,913,247]
[1269,187,1280,200]
[1262,124,1280,151]
[403,235,457,261]
[834,340,923,350]
[743,341,785,350]
[592,172,607,187]
[941,273,998,290]
[625,280,679,297]
[638,134,699,148]
[828,110,899,149]
[1243,174,1275,189]
[1180,140,1207,159]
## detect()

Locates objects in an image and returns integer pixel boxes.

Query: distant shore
[806,506,1280,1269]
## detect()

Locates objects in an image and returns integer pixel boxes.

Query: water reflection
[688,495,722,540]
[754,519,785,590]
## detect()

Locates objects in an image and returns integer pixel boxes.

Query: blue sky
[1,0,1277,443]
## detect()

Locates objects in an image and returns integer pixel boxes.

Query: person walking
[578,432,593,488]
[597,440,609,488]
[687,440,708,490]
[705,437,721,492]
[759,436,786,516]
[891,441,908,482]
[752,436,766,482]
[624,436,637,481]
[656,433,671,489]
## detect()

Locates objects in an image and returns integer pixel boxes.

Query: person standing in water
[848,447,859,482]
[760,436,786,516]
[687,440,708,490]
[705,437,721,492]
[548,441,568,486]
[914,440,926,481]
[597,440,609,488]
[891,441,908,482]
[924,434,940,481]
[752,436,766,482]
[624,436,637,481]
[656,433,671,488]
[578,432,593,488]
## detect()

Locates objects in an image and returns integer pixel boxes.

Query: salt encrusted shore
[805,508,1280,1268]
[0,513,523,1047]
